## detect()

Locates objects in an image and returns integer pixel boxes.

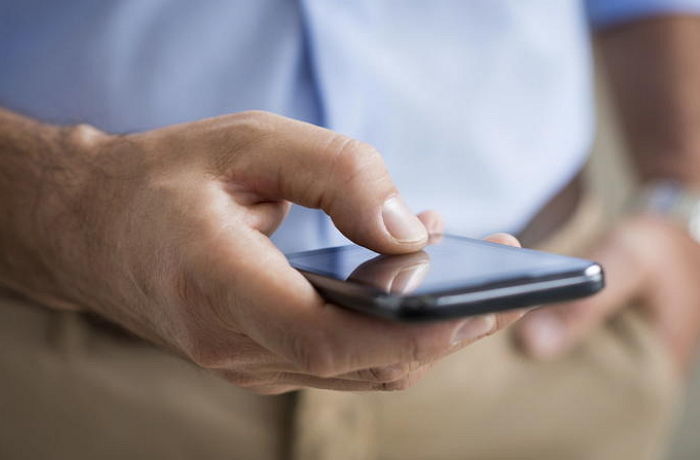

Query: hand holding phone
[288,234,604,321]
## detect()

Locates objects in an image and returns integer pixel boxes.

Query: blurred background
[591,49,699,460]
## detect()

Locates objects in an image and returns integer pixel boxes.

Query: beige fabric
[0,192,681,460]
[0,291,293,460]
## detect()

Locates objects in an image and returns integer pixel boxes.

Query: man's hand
[1,110,522,394]
[516,215,700,374]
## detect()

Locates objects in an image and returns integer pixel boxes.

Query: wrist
[0,113,110,310]
[628,179,700,243]
[39,123,118,310]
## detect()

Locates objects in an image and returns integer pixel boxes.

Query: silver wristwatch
[633,180,700,243]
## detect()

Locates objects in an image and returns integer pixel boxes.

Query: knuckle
[234,110,276,129]
[400,323,461,363]
[325,136,383,185]
[377,365,430,391]
[226,110,278,145]
[491,313,512,335]
[200,110,279,172]
[376,375,417,392]
[366,364,410,383]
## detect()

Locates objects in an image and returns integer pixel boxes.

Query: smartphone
[286,234,604,321]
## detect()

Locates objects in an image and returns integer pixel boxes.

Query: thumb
[219,112,428,253]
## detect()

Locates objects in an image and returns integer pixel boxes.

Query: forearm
[0,108,91,309]
[596,16,700,184]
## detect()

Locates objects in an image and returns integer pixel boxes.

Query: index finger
[203,111,429,254]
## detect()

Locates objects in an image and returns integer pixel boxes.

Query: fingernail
[521,314,565,359]
[382,196,428,244]
[451,314,496,346]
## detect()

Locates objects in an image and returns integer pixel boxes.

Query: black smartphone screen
[288,234,595,296]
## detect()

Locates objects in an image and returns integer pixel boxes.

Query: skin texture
[516,16,700,375]
[0,109,523,394]
[3,16,698,392]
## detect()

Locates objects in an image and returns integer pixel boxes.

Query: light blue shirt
[1,1,699,252]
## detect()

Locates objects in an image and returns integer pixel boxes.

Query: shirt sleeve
[586,0,700,27]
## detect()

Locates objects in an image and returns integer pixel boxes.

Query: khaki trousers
[0,196,680,460]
